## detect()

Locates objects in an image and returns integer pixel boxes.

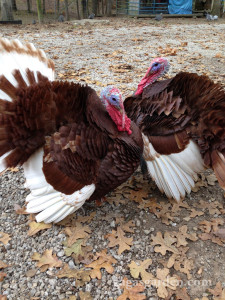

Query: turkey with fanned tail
[124,57,225,201]
[0,38,143,223]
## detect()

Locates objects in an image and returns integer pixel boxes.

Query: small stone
[110,220,116,227]
[143,229,151,235]
[68,259,76,269]
[57,250,64,257]
[136,220,141,226]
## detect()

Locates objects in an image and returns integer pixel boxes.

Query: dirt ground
[0,16,225,300]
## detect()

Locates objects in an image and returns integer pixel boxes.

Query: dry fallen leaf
[79,291,93,300]
[173,225,198,247]
[14,204,29,215]
[115,219,136,233]
[117,277,146,300]
[129,259,154,282]
[151,232,179,255]
[166,287,190,300]
[0,261,8,269]
[106,227,133,255]
[64,224,91,247]
[208,282,224,297]
[28,221,52,236]
[32,249,63,272]
[63,238,93,263]
[85,249,117,279]
[153,268,179,298]
[56,264,92,287]
[0,232,11,245]
[25,268,38,277]
[0,272,7,282]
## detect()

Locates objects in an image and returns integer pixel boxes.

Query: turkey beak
[118,107,125,129]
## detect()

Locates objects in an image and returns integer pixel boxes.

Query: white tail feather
[24,148,95,223]
[0,38,54,101]
[143,136,205,201]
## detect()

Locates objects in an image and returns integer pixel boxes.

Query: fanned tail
[24,149,95,223]
[145,140,206,201]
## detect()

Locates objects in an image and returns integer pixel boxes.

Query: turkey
[124,57,225,201]
[0,38,143,223]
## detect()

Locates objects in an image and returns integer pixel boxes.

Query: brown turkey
[0,38,143,223]
[124,57,225,201]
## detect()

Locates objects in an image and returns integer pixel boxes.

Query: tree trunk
[36,0,43,23]
[92,0,98,15]
[64,0,69,20]
[106,0,112,16]
[11,0,17,11]
[1,0,14,21]
[76,0,80,19]
[81,0,87,18]
[55,0,60,18]
[27,0,32,13]
[42,0,45,14]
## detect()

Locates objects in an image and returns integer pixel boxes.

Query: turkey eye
[111,97,117,102]
[154,63,159,66]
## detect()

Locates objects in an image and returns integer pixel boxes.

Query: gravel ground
[0,17,225,300]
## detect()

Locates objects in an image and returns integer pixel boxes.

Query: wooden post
[36,0,43,22]
[1,0,14,21]
[211,0,222,16]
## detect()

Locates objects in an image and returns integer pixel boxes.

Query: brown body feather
[124,72,225,188]
[0,70,143,200]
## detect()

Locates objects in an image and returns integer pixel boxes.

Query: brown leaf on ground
[214,228,225,240]
[106,227,133,255]
[152,268,179,299]
[59,212,96,227]
[14,204,29,215]
[63,238,93,264]
[56,264,92,287]
[0,294,7,299]
[64,224,91,247]
[173,225,198,247]
[144,198,162,213]
[0,272,7,282]
[0,232,11,245]
[32,249,63,272]
[199,233,224,246]
[0,261,8,269]
[115,219,136,233]
[166,246,193,279]
[166,287,190,300]
[199,219,224,233]
[28,221,52,236]
[151,202,174,225]
[184,209,204,221]
[85,249,117,279]
[170,201,190,214]
[196,200,222,215]
[129,189,149,204]
[117,277,146,300]
[106,195,127,206]
[25,268,38,277]
[151,232,179,255]
[199,218,225,245]
[208,282,224,297]
[79,291,93,300]
[129,259,153,282]
[174,257,193,280]
[75,212,96,224]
